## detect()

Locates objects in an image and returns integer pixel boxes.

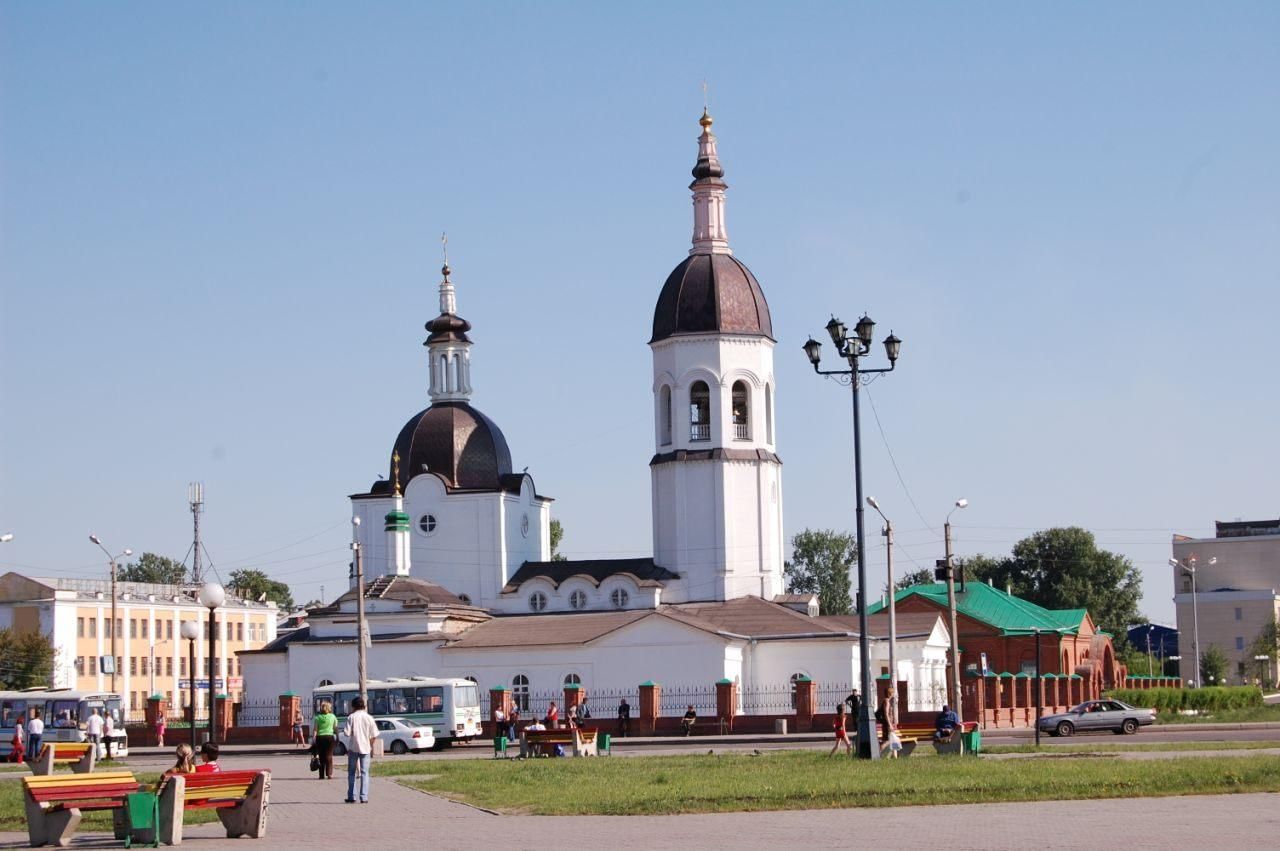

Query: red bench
[22,771,140,847]
[156,769,271,843]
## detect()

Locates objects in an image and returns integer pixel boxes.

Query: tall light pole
[804,314,902,760]
[198,582,225,743]
[352,517,368,707]
[866,496,897,725]
[943,499,968,718]
[1146,625,1155,678]
[89,535,132,693]
[180,620,200,750]
[1171,556,1214,687]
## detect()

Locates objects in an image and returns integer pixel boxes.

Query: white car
[335,717,435,755]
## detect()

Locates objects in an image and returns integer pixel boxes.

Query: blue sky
[2,3,1277,624]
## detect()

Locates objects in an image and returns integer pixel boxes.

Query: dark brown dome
[650,253,774,343]
[389,402,512,492]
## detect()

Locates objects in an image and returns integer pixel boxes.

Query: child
[162,744,196,779]
[829,704,852,757]
[194,741,222,773]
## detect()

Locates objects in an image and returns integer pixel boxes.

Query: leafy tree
[550,519,567,562]
[784,529,855,616]
[0,627,56,689]
[895,568,936,590]
[960,528,1142,637]
[1248,617,1280,686]
[228,569,295,611]
[118,552,187,584]
[1199,645,1228,686]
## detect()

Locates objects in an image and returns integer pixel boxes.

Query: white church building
[240,110,950,716]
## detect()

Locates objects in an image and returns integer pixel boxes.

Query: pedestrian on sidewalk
[312,700,337,780]
[830,704,852,757]
[155,712,167,749]
[85,708,104,755]
[104,711,116,759]
[292,710,306,747]
[342,696,378,804]
[9,715,24,763]
[25,710,43,763]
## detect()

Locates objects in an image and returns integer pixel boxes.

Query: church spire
[423,240,474,403]
[689,108,731,255]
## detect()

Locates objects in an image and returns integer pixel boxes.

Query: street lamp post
[352,517,368,707]
[89,535,132,693]
[804,314,902,760]
[866,496,897,725]
[180,620,200,750]
[1146,626,1155,678]
[943,499,968,718]
[1171,556,1215,687]
[198,582,225,743]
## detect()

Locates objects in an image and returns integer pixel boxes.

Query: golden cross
[392,450,402,497]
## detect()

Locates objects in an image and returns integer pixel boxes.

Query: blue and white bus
[0,689,129,758]
[312,677,481,751]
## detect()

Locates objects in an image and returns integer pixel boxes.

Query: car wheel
[1121,719,1138,735]
[390,739,408,755]
[1056,721,1074,738]
[333,741,347,757]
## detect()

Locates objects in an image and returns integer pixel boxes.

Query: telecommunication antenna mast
[189,482,205,584]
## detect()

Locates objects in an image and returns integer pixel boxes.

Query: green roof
[865,581,1089,636]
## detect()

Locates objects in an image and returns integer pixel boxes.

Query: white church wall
[238,653,290,724]
[750,640,857,691]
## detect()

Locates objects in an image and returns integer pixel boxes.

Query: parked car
[334,717,435,755]
[1038,699,1156,737]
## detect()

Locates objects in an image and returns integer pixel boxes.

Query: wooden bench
[520,729,598,757]
[23,771,140,847]
[156,769,271,844]
[31,742,97,776]
[896,722,977,756]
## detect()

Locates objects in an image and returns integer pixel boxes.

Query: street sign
[100,656,116,674]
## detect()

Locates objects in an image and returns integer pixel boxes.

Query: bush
[1107,686,1262,714]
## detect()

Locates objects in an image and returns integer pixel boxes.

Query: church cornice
[649,448,782,467]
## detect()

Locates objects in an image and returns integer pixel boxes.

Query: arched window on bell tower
[765,384,774,444]
[690,381,711,442]
[659,385,672,446]
[732,381,750,441]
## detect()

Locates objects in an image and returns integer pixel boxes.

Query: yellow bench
[22,771,140,847]
[31,742,97,776]
[156,769,272,844]
[520,728,598,757]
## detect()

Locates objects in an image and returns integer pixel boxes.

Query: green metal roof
[865,581,1089,636]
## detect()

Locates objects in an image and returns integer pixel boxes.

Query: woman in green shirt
[312,701,338,780]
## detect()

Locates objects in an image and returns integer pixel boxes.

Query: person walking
[312,700,337,780]
[829,704,852,757]
[25,710,43,763]
[9,715,24,763]
[155,712,167,749]
[617,698,631,737]
[104,711,116,759]
[342,696,379,804]
[85,708,104,755]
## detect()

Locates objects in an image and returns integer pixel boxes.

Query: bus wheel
[333,741,347,757]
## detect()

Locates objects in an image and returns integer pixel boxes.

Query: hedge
[1106,686,1262,713]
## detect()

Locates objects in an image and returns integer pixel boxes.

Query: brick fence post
[793,676,815,732]
[214,694,232,742]
[489,686,510,737]
[278,693,299,743]
[563,683,582,720]
[638,681,660,734]
[715,679,737,732]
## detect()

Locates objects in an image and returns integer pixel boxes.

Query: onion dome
[388,401,513,492]
[651,253,773,342]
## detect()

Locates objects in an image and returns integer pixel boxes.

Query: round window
[529,591,547,612]
[569,590,587,610]
[521,513,530,538]
[419,514,438,535]
[610,588,630,609]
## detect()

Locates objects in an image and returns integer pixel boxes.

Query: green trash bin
[598,733,611,755]
[124,791,159,848]
[493,735,508,757]
[961,729,981,755]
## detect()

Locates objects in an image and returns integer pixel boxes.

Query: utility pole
[90,535,131,694]
[352,517,368,707]
[943,500,967,720]
[189,482,204,585]
[867,496,897,725]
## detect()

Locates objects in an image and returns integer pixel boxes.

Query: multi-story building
[0,572,278,714]
[1172,519,1280,685]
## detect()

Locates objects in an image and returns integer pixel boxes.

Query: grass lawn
[389,750,1280,815]
[0,771,220,832]
[1155,705,1280,724]
[984,740,1280,754]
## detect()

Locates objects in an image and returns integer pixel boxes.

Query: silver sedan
[1038,699,1157,737]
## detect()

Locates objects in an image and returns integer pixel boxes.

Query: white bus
[0,689,129,758]
[312,677,481,751]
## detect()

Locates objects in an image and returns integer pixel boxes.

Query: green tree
[1199,645,1228,686]
[960,528,1142,637]
[550,519,567,562]
[784,529,855,616]
[895,568,936,590]
[118,552,187,584]
[1248,617,1279,686]
[228,569,295,611]
[0,627,56,689]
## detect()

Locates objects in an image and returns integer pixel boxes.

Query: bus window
[415,687,444,713]
[51,700,80,728]
[369,690,389,716]
[335,691,359,717]
[456,682,479,710]
[105,699,122,727]
[385,689,410,714]
[0,700,27,727]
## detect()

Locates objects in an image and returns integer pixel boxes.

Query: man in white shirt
[85,709,104,755]
[104,712,116,759]
[25,711,44,763]
[341,696,379,804]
